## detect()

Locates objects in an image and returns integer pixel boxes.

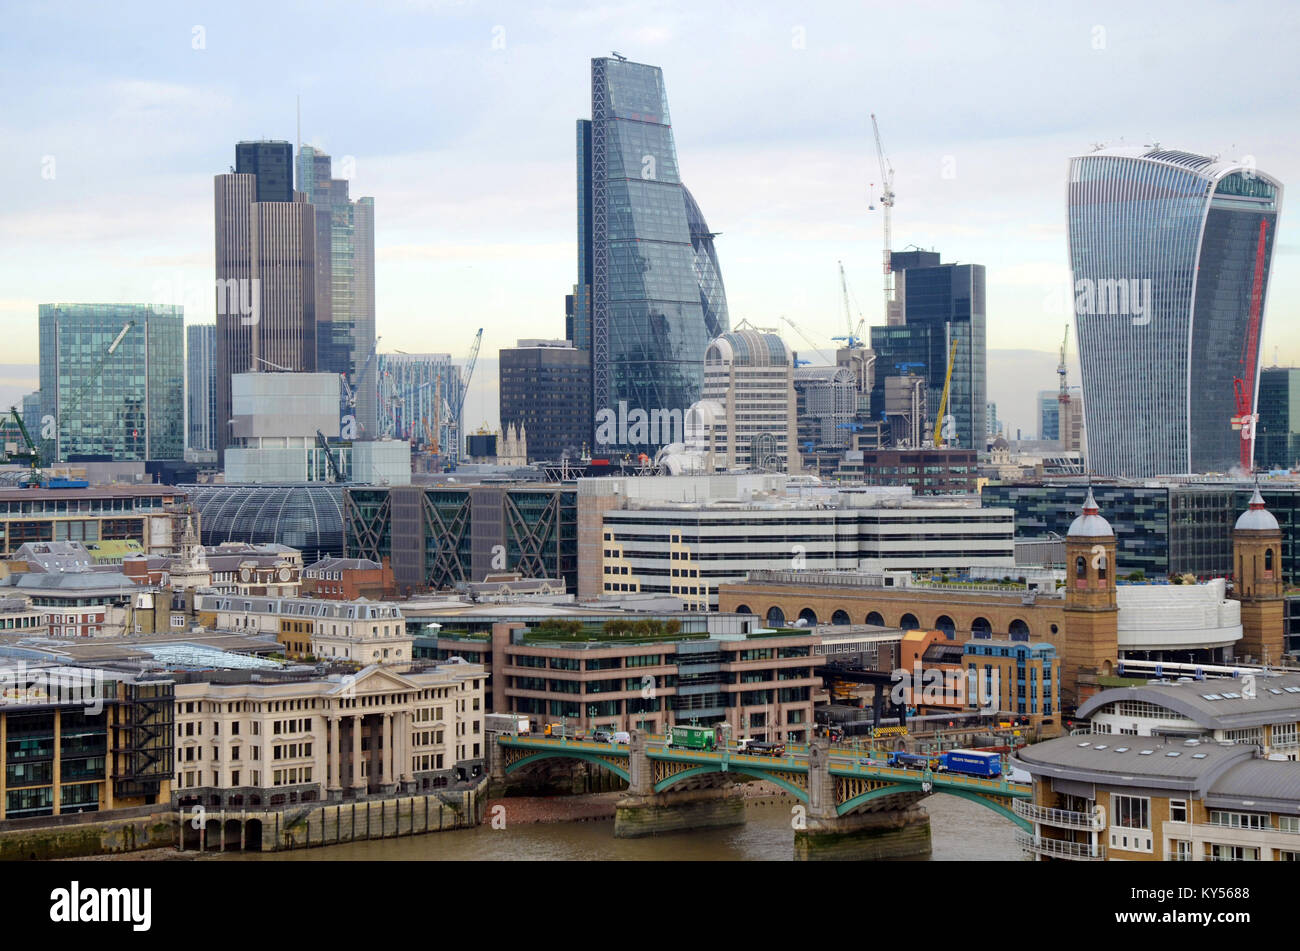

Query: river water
[222,795,1023,861]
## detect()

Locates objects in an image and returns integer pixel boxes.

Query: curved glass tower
[574,56,729,453]
[1067,147,1282,477]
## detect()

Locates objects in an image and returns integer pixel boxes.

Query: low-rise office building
[0,485,188,556]
[435,620,818,744]
[0,667,174,819]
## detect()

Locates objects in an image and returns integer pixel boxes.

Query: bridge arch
[654,764,808,801]
[502,749,632,784]
[836,782,1028,830]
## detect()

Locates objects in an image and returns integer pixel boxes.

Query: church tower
[1063,487,1119,707]
[1232,487,1284,664]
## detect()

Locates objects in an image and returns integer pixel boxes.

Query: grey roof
[1014,735,1253,796]
[1077,673,1300,730]
[3,571,135,593]
[1205,759,1300,813]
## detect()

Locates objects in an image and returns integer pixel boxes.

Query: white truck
[485,713,531,735]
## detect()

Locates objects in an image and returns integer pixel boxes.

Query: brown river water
[216,794,1024,861]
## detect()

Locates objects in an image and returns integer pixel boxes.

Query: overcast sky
[2,0,1297,437]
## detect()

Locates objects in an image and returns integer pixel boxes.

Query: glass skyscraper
[186,323,216,453]
[572,56,729,452]
[1067,148,1283,477]
[869,252,986,450]
[38,303,184,462]
[296,146,377,438]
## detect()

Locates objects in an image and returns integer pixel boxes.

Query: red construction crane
[1231,218,1270,471]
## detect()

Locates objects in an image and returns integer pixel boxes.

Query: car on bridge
[590,729,613,743]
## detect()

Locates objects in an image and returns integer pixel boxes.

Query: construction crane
[932,337,959,447]
[7,406,42,485]
[315,430,343,482]
[1231,218,1271,471]
[447,328,483,463]
[777,316,832,364]
[870,113,897,324]
[831,261,868,349]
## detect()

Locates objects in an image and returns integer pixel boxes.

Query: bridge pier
[613,732,745,839]
[793,738,931,861]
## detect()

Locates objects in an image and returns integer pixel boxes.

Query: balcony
[1014,799,1105,831]
[1016,831,1106,861]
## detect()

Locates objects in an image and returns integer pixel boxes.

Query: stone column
[398,711,412,785]
[626,730,652,797]
[352,715,364,793]
[382,712,394,787]
[327,716,341,795]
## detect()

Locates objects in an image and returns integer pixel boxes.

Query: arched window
[1265,549,1274,571]
[798,608,818,626]
[766,606,786,627]
[935,615,956,638]
[734,604,752,615]
[1075,555,1086,578]
[971,617,992,637]
[1009,619,1030,639]
[865,611,885,626]
[831,610,851,626]
[900,613,920,630]
[1097,550,1107,580]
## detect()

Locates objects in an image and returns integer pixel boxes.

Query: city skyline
[5,1,1299,445]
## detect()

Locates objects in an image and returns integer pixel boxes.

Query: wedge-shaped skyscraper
[1067,147,1282,477]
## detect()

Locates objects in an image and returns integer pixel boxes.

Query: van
[612,731,631,745]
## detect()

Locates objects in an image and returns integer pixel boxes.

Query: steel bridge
[496,734,1031,828]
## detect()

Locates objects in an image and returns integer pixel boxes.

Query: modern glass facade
[982,481,1300,584]
[236,140,293,203]
[1258,368,1300,470]
[499,342,591,462]
[573,57,729,453]
[296,147,377,437]
[186,323,216,452]
[38,303,184,462]
[1067,148,1283,477]
[869,256,986,450]
[1039,390,1060,441]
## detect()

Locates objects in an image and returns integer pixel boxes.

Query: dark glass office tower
[236,141,293,203]
[572,56,729,453]
[1258,367,1300,470]
[1067,148,1283,477]
[869,252,986,450]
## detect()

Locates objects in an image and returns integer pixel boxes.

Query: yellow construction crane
[933,336,959,446]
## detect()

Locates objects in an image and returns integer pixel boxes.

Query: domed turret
[1234,487,1279,533]
[1067,487,1113,538]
